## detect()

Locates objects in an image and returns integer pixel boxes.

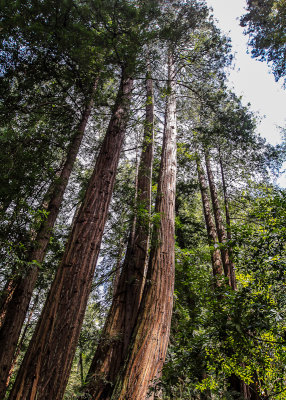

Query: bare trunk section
[112,237,125,296]
[0,78,99,399]
[6,294,39,389]
[219,157,260,400]
[111,52,177,400]
[8,69,133,400]
[218,152,237,290]
[218,151,231,241]
[122,65,154,349]
[82,66,154,400]
[205,153,255,398]
[204,152,237,290]
[196,156,223,282]
[0,279,17,327]
[196,155,222,397]
[79,350,85,387]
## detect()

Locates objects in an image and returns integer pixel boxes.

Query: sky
[205,0,286,185]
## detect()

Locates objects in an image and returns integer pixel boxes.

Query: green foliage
[161,184,286,399]
[1,1,285,399]
[241,0,286,84]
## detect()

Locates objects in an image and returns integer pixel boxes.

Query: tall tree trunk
[82,65,154,400]
[196,156,223,282]
[8,68,133,400]
[219,156,260,400]
[6,293,39,389]
[0,78,99,399]
[204,152,237,290]
[218,151,237,290]
[111,52,177,400]
[196,155,222,398]
[0,279,17,327]
[111,236,125,297]
[79,350,85,387]
[218,150,231,241]
[206,153,257,398]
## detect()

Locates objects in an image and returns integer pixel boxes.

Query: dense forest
[0,0,286,399]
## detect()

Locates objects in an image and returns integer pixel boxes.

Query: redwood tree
[8,67,134,400]
[82,64,154,400]
[196,155,223,282]
[111,50,177,400]
[204,151,237,290]
[0,79,98,399]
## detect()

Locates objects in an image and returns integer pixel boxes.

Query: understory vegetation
[0,0,285,399]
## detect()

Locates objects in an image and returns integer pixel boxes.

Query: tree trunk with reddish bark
[204,152,237,290]
[196,156,223,282]
[0,79,99,399]
[6,293,39,389]
[0,279,17,328]
[82,66,154,400]
[8,69,133,400]
[110,52,177,400]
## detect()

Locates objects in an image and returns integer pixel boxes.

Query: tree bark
[111,236,125,297]
[8,69,133,400]
[0,278,17,327]
[207,153,256,398]
[196,156,223,282]
[218,151,237,290]
[204,152,237,290]
[111,52,177,400]
[0,78,99,399]
[82,65,154,400]
[6,294,39,389]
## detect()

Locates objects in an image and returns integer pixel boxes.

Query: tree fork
[0,78,99,399]
[8,69,133,400]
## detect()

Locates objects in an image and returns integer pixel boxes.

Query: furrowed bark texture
[0,79,99,399]
[111,53,177,400]
[196,156,223,281]
[0,279,17,327]
[83,68,154,400]
[204,152,237,289]
[8,71,133,400]
[6,294,39,389]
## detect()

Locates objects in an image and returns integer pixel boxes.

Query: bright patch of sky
[205,0,286,185]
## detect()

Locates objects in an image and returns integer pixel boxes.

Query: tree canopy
[241,0,286,84]
[0,1,285,399]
